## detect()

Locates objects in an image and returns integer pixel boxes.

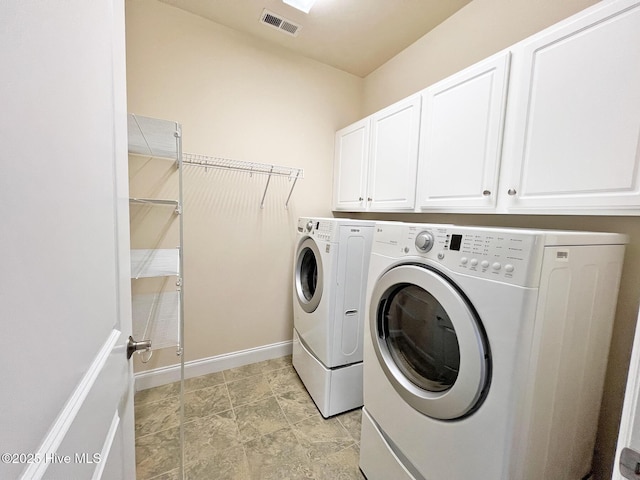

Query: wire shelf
[129,198,181,214]
[182,152,304,208]
[130,248,180,279]
[182,153,303,178]
[127,114,180,160]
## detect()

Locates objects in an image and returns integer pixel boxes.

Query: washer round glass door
[295,237,323,313]
[370,264,490,420]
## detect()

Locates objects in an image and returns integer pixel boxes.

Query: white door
[0,1,135,479]
[333,119,370,211]
[368,95,422,211]
[416,51,510,212]
[501,0,640,214]
[614,307,640,480]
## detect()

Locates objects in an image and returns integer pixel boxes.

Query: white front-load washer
[360,222,627,480]
[292,217,374,417]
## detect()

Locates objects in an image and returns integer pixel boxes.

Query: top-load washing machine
[292,217,374,417]
[360,222,627,480]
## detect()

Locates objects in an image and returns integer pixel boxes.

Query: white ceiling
[158,0,472,77]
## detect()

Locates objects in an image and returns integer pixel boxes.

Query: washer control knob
[481,260,490,268]
[461,257,468,265]
[306,220,313,232]
[505,264,515,273]
[415,231,434,252]
[492,262,501,271]
[470,258,478,266]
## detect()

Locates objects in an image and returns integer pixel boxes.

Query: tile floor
[134,355,366,480]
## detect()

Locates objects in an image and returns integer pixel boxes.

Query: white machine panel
[361,220,628,480]
[293,216,375,417]
[297,217,336,242]
[372,222,626,288]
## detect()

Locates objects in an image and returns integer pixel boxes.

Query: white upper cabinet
[333,118,370,211]
[333,95,421,211]
[500,0,640,214]
[416,51,510,212]
[333,0,640,215]
[368,94,422,211]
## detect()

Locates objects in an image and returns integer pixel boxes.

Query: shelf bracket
[260,166,275,209]
[285,170,301,209]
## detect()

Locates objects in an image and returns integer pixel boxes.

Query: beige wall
[125,0,362,370]
[363,0,599,115]
[359,1,637,478]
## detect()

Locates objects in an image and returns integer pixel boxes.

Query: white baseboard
[134,340,293,392]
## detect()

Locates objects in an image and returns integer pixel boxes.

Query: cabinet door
[501,0,640,214]
[333,118,370,211]
[368,95,422,211]
[416,52,510,212]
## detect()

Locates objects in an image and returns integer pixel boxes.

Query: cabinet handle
[367,197,372,202]
[482,190,491,196]
[359,197,363,201]
[507,188,517,196]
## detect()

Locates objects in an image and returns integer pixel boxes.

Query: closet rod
[182,152,304,208]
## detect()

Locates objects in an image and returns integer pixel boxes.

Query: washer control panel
[313,221,334,242]
[297,217,374,243]
[409,226,540,285]
[298,217,334,241]
[373,222,545,287]
[415,231,435,252]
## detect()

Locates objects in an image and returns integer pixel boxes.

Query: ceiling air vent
[260,9,301,37]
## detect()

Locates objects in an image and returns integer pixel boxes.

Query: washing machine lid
[370,264,491,420]
[295,237,324,313]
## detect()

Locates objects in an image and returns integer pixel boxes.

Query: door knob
[127,335,151,360]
